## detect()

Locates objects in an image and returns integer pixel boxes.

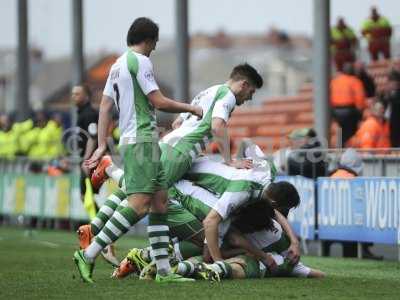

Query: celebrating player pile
[73,16,324,284]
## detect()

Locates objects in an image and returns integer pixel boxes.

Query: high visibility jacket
[361,17,392,42]
[20,127,40,156]
[46,121,64,158]
[0,129,17,159]
[352,116,391,149]
[12,119,34,154]
[330,74,366,110]
[29,121,63,160]
[331,27,357,51]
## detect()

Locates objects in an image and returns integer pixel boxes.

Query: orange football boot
[91,155,112,191]
[77,224,93,249]
[112,258,138,279]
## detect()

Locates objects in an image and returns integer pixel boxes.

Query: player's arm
[211,117,231,163]
[274,209,300,264]
[85,96,113,168]
[203,209,224,262]
[137,57,202,118]
[147,90,202,117]
[226,229,277,270]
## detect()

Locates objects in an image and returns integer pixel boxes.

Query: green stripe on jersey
[168,186,211,220]
[127,50,157,141]
[184,172,263,197]
[174,85,230,155]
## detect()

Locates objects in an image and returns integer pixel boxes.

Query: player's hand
[85,146,106,170]
[80,162,90,176]
[287,242,300,265]
[229,159,253,169]
[261,253,277,272]
[192,105,203,119]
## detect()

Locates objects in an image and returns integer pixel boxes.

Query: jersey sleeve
[212,92,236,122]
[137,56,159,95]
[103,72,114,100]
[212,191,250,220]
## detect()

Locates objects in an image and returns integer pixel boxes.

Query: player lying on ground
[82,148,300,268]
[113,178,303,278]
[79,136,300,266]
[116,199,324,281]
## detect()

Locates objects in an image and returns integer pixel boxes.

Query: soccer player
[90,62,264,192]
[115,179,302,280]
[162,63,263,172]
[73,17,202,283]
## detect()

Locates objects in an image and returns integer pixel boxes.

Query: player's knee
[128,195,151,216]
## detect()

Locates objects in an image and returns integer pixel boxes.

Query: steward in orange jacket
[349,101,391,150]
[330,63,366,145]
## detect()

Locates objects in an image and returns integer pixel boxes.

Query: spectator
[286,128,327,179]
[324,148,383,260]
[381,70,400,147]
[331,17,358,72]
[47,113,64,158]
[361,7,392,61]
[330,63,366,146]
[71,84,99,214]
[0,114,17,159]
[349,101,390,149]
[354,61,376,98]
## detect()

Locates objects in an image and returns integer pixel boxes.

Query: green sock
[85,206,141,261]
[210,261,233,279]
[90,189,126,235]
[148,213,171,276]
[176,261,196,277]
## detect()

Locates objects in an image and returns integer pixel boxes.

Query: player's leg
[73,143,154,283]
[149,189,194,282]
[74,193,149,281]
[90,188,127,236]
[291,262,325,278]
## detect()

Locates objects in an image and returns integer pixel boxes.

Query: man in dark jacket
[382,70,400,147]
[287,128,328,179]
[354,61,376,98]
[71,84,99,197]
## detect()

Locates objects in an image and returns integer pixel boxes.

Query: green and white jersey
[171,179,232,246]
[161,84,236,159]
[103,50,159,145]
[184,157,273,220]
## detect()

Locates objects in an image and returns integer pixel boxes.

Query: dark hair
[232,201,276,233]
[230,63,263,88]
[80,84,92,99]
[127,17,159,46]
[265,181,300,217]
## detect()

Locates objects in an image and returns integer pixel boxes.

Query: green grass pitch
[0,227,399,300]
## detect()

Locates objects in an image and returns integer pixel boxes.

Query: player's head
[232,201,276,233]
[71,84,91,107]
[262,181,300,217]
[127,17,159,55]
[229,63,263,105]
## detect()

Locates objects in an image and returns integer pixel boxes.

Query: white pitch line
[36,241,60,248]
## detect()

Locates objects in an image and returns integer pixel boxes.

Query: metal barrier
[271,148,400,178]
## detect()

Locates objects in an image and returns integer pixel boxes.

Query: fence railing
[270,148,400,178]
